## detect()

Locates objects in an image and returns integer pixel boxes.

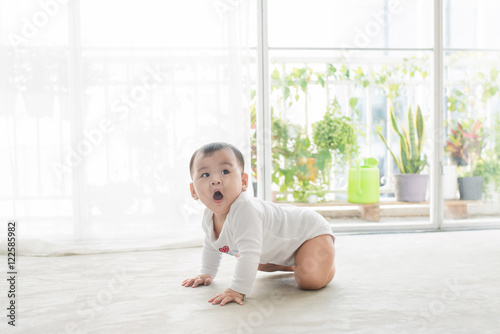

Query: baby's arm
[209,208,263,305]
[182,237,222,288]
[226,227,262,296]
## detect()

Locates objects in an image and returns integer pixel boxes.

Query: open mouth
[213,191,223,202]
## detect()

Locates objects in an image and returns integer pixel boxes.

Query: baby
[182,142,336,306]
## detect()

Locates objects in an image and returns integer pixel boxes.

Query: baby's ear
[241,173,249,191]
[190,183,199,200]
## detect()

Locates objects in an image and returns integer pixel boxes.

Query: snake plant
[378,106,427,174]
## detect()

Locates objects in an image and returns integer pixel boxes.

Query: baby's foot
[258,263,295,272]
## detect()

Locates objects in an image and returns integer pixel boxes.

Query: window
[254,0,500,232]
[442,0,500,228]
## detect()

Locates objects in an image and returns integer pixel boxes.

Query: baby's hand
[182,274,213,288]
[208,288,245,306]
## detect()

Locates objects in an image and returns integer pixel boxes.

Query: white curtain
[0,0,252,255]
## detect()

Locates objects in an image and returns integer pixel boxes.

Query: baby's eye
[221,169,229,175]
[201,172,210,178]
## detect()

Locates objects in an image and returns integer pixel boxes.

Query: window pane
[442,0,500,227]
[268,0,433,49]
[265,0,436,231]
[445,0,500,50]
[267,49,435,230]
[443,51,500,226]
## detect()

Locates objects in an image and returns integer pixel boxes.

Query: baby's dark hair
[189,142,245,176]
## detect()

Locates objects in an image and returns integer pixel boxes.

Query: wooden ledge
[285,200,479,206]
[281,200,481,221]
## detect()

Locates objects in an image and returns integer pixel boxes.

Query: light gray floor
[2,230,500,334]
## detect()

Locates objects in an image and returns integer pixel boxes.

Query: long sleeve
[200,234,222,278]
[228,205,263,295]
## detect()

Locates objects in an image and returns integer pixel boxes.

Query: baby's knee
[296,276,327,290]
[295,265,335,290]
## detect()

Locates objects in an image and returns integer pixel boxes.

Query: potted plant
[474,114,500,201]
[270,115,298,201]
[312,98,359,194]
[474,155,500,201]
[444,119,485,200]
[294,137,329,203]
[378,105,428,202]
[269,115,325,202]
[300,183,329,204]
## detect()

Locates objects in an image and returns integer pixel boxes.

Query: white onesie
[200,191,334,295]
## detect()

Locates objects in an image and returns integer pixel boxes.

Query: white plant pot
[307,194,318,203]
[443,165,458,200]
[394,174,429,202]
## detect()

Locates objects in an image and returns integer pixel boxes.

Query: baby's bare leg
[258,263,295,272]
[294,234,335,290]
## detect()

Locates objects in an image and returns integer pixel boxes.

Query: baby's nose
[211,178,221,185]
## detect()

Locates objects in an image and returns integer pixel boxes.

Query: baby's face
[190,149,248,216]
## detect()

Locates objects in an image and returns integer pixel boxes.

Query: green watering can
[348,157,380,204]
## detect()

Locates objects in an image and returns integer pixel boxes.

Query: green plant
[478,66,499,103]
[270,116,295,193]
[312,98,359,185]
[293,183,328,203]
[372,56,429,106]
[474,155,500,199]
[270,115,326,202]
[444,119,485,176]
[470,114,498,198]
[447,88,467,114]
[270,66,313,108]
[494,113,500,158]
[378,105,427,174]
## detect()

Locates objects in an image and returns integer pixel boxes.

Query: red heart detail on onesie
[219,246,229,253]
